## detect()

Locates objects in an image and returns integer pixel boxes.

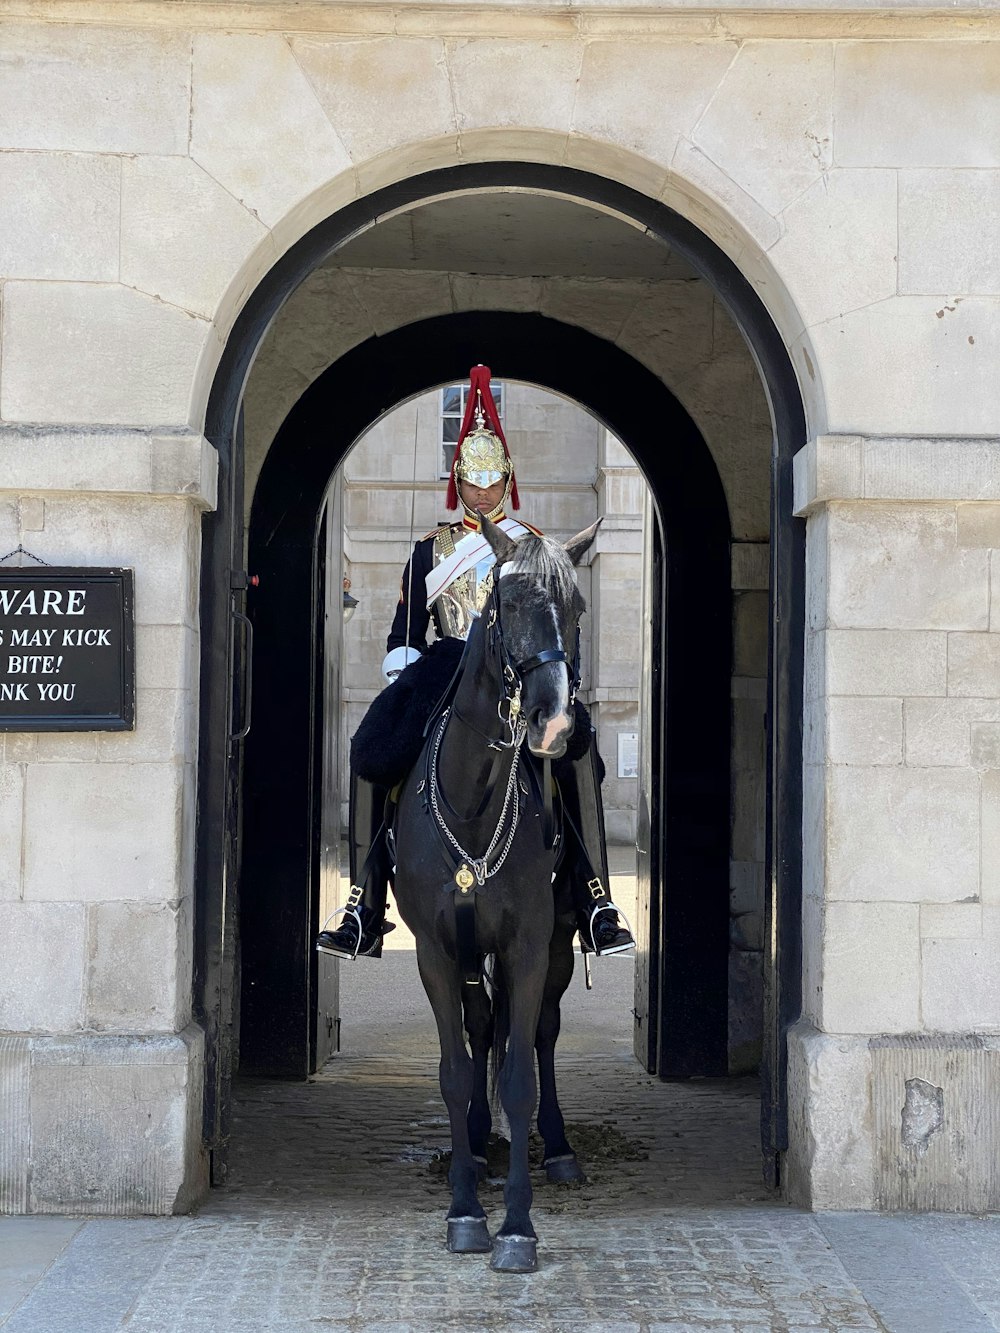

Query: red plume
[446,365,519,511]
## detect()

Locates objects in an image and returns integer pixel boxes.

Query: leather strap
[454,891,481,985]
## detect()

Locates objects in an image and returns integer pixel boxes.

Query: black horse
[391,514,600,1273]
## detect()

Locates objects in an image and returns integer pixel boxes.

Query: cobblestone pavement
[3,935,1000,1331]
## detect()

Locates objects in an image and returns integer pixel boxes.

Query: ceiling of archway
[324,193,698,282]
[245,189,772,543]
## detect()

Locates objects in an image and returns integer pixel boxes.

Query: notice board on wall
[0,567,135,731]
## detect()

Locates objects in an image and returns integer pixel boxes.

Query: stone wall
[1,0,998,1214]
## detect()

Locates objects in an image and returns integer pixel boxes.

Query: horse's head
[481,514,601,759]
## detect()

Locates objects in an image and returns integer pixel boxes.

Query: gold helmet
[446,365,520,514]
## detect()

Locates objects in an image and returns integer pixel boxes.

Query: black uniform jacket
[386,531,439,652]
[386,516,542,653]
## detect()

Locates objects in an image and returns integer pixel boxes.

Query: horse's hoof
[490,1234,538,1273]
[447,1216,492,1254]
[544,1153,587,1185]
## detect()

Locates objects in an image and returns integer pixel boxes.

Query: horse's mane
[507,535,586,618]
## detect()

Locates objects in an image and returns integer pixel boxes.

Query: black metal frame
[196,162,806,1182]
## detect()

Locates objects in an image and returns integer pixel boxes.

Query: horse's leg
[463,981,493,1179]
[492,947,548,1274]
[416,943,492,1255]
[535,914,587,1184]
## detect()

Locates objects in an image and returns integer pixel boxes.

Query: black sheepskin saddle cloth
[351,637,596,788]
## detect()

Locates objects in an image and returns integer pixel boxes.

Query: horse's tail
[489,953,509,1104]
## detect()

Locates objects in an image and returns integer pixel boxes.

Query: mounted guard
[316,364,635,964]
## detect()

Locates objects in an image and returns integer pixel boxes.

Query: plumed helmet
[446,365,520,511]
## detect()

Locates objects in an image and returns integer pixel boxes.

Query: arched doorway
[196,163,806,1189]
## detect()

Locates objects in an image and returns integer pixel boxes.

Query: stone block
[451,274,545,314]
[20,732,97,765]
[871,1034,1000,1212]
[342,268,454,337]
[260,267,374,384]
[0,24,189,154]
[0,283,208,427]
[0,153,119,282]
[121,157,268,321]
[982,771,1000,908]
[23,495,198,627]
[135,626,198,693]
[667,137,782,256]
[948,632,1000,697]
[96,690,192,765]
[957,503,1000,548]
[922,910,1000,1031]
[818,696,903,767]
[972,723,1000,770]
[0,1036,31,1212]
[784,1023,875,1210]
[0,765,23,901]
[827,767,979,905]
[770,170,897,331]
[22,764,186,904]
[692,41,834,215]
[792,435,864,518]
[730,542,769,592]
[540,276,654,347]
[449,37,582,134]
[809,298,999,438]
[825,628,947,697]
[0,429,214,506]
[290,36,455,162]
[28,1026,206,1214]
[732,590,768,677]
[573,40,736,172]
[905,697,1000,768]
[0,903,86,1032]
[920,903,982,939]
[85,900,191,1032]
[820,902,920,1034]
[899,170,1000,296]
[835,44,1000,169]
[191,32,352,228]
[864,437,1000,503]
[825,504,988,631]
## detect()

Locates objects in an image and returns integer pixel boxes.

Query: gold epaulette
[420,522,456,542]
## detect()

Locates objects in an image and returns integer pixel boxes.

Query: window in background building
[441,380,504,477]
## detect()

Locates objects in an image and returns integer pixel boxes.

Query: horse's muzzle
[526,706,574,758]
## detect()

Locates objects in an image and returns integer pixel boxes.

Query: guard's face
[459,477,506,514]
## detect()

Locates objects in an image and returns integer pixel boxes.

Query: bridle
[481,576,582,751]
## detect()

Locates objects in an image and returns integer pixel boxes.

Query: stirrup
[315,906,393,961]
[580,901,636,957]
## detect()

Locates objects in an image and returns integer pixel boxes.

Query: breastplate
[432,526,495,640]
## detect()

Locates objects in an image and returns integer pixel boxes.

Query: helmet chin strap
[460,474,513,526]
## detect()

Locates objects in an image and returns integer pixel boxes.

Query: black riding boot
[316,771,395,960]
[558,731,635,956]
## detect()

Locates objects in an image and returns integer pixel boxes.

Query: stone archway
[197,162,806,1188]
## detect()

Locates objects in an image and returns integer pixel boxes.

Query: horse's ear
[563,518,602,566]
[481,512,520,565]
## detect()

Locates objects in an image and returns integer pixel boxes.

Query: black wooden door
[634,495,664,1072]
[195,409,247,1185]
